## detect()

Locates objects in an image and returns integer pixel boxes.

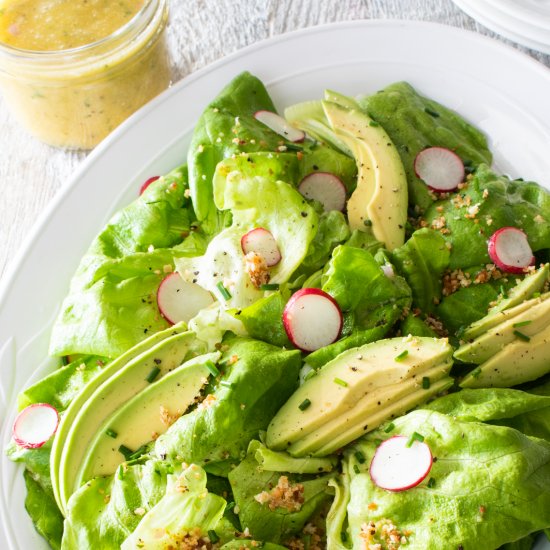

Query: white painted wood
[0,0,548,279]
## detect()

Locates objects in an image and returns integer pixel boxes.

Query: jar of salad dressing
[0,0,171,149]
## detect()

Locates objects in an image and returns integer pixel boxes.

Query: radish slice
[12,403,59,449]
[254,110,306,142]
[241,228,281,267]
[157,272,214,324]
[488,227,535,274]
[414,147,464,192]
[298,172,347,212]
[283,288,343,352]
[369,435,433,492]
[139,176,160,195]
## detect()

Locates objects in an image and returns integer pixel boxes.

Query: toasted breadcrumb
[359,519,412,550]
[159,405,179,427]
[244,251,270,288]
[197,394,217,411]
[254,476,305,512]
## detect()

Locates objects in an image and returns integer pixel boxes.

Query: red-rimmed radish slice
[369,435,433,492]
[12,403,59,449]
[414,147,464,192]
[254,110,305,142]
[139,176,160,195]
[157,272,214,324]
[488,227,535,274]
[241,228,281,267]
[283,288,343,352]
[298,172,347,212]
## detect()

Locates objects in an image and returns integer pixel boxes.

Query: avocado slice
[313,377,453,457]
[455,293,550,364]
[266,336,452,452]
[462,264,549,341]
[78,351,220,484]
[460,322,550,388]
[322,100,407,250]
[50,322,188,513]
[287,361,452,456]
[56,330,206,513]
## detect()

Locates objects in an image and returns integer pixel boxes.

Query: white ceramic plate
[1,20,550,549]
[453,0,550,54]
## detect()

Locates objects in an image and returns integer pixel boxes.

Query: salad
[6,71,550,550]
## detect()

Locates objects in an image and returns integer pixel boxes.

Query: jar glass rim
[0,0,158,58]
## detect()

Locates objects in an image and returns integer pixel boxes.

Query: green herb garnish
[513,330,531,342]
[427,477,436,488]
[208,530,220,544]
[118,445,134,460]
[105,428,118,439]
[354,450,366,464]
[299,398,311,411]
[216,281,232,300]
[353,464,360,474]
[206,360,220,377]
[334,377,348,387]
[260,283,280,291]
[384,422,395,433]
[369,120,380,127]
[395,350,409,362]
[425,107,440,117]
[422,376,431,389]
[220,380,233,388]
[471,366,482,378]
[513,320,532,328]
[145,366,161,383]
[406,432,425,447]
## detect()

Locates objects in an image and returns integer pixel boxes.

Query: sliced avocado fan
[266,336,453,457]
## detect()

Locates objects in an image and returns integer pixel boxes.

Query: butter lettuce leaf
[49,168,200,358]
[228,444,333,543]
[121,464,226,549]
[306,245,411,367]
[424,164,550,270]
[154,337,302,473]
[340,407,550,549]
[391,228,450,314]
[359,81,492,211]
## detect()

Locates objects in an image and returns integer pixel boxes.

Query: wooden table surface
[1,0,549,282]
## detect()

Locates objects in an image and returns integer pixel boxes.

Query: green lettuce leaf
[306,245,411,367]
[424,164,550,269]
[358,81,492,211]
[391,228,450,313]
[61,460,175,549]
[154,337,302,473]
[176,155,318,310]
[50,169,199,358]
[341,407,550,549]
[228,444,334,543]
[121,464,226,549]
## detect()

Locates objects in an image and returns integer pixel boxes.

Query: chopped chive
[220,380,233,388]
[285,143,305,151]
[369,120,380,127]
[145,366,161,383]
[118,445,134,460]
[513,330,530,342]
[299,398,311,411]
[422,376,431,389]
[208,530,220,544]
[340,531,348,543]
[395,350,409,362]
[334,377,348,387]
[424,107,440,117]
[354,451,366,464]
[353,464,360,474]
[216,281,232,300]
[384,422,395,433]
[427,477,436,488]
[303,534,312,550]
[105,428,118,439]
[499,285,507,298]
[129,444,149,461]
[260,283,280,291]
[471,366,482,378]
[406,432,425,448]
[363,219,372,226]
[206,360,220,377]
[513,320,532,328]
[61,356,70,366]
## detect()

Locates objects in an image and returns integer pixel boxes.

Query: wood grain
[0,0,548,280]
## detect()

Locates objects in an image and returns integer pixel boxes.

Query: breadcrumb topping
[159,405,180,427]
[359,519,412,550]
[254,475,305,512]
[244,251,270,288]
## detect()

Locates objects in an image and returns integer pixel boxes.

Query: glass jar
[0,0,171,149]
